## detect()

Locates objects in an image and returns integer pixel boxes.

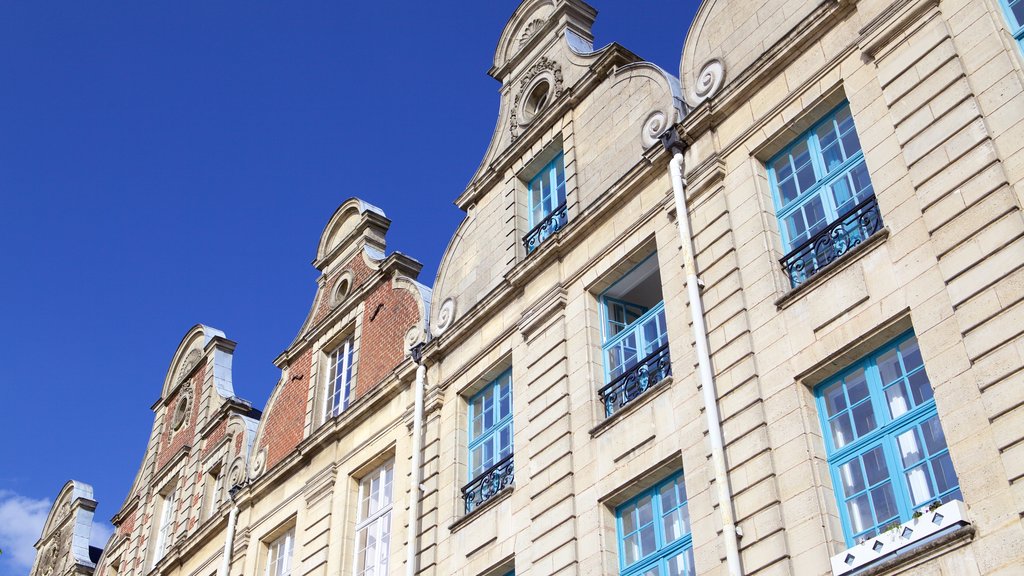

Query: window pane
[639,525,657,558]
[905,464,935,506]
[900,338,923,370]
[780,178,799,205]
[871,483,898,524]
[784,210,809,245]
[921,415,948,454]
[907,370,933,405]
[802,195,827,237]
[796,159,816,192]
[830,174,854,213]
[877,349,901,384]
[848,161,873,201]
[885,382,911,419]
[839,460,866,494]
[846,370,869,404]
[851,401,877,437]
[624,533,642,565]
[637,496,654,527]
[773,156,792,181]
[932,453,958,494]
[663,505,690,544]
[665,548,695,576]
[862,446,890,486]
[830,413,854,449]
[897,429,924,467]
[622,504,638,534]
[659,482,679,510]
[841,130,862,158]
[823,382,846,416]
[847,493,873,534]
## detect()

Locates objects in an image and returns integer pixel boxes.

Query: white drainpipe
[218,505,238,576]
[667,144,744,576]
[406,351,427,576]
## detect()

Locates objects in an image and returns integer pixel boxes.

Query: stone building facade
[32,0,1024,575]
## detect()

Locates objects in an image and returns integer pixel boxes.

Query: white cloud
[90,521,114,548]
[0,490,50,573]
[0,490,115,576]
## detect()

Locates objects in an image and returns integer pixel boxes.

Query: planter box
[830,500,970,576]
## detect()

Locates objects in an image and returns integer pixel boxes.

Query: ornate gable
[30,481,101,576]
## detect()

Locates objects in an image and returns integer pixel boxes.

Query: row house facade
[31,0,1024,575]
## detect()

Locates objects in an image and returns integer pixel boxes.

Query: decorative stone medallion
[510,57,564,142]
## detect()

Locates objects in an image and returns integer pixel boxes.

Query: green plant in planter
[881,520,902,534]
[927,500,943,513]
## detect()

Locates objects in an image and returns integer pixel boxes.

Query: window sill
[830,500,972,576]
[448,486,514,534]
[590,376,673,439]
[775,228,888,310]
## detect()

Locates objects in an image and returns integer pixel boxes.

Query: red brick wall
[313,256,374,326]
[256,253,422,474]
[118,509,136,536]
[355,280,420,399]
[202,419,228,458]
[260,348,312,471]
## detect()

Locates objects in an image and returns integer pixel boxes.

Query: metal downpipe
[665,139,744,576]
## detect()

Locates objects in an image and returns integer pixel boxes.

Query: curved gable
[30,480,100,576]
[680,0,826,107]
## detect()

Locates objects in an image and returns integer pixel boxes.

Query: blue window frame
[524,153,568,253]
[465,370,513,511]
[768,103,879,285]
[598,255,670,416]
[616,473,694,576]
[815,332,961,547]
[1000,0,1024,47]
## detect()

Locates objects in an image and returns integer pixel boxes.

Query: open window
[599,254,670,417]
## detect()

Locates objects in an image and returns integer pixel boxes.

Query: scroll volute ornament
[692,59,725,104]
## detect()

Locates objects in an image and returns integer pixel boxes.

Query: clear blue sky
[0,2,698,572]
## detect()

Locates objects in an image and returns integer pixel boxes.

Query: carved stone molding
[518,18,545,47]
[177,349,202,383]
[510,57,564,142]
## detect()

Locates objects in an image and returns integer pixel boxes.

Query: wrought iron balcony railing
[462,454,514,513]
[598,342,672,417]
[523,203,568,254]
[780,196,882,287]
